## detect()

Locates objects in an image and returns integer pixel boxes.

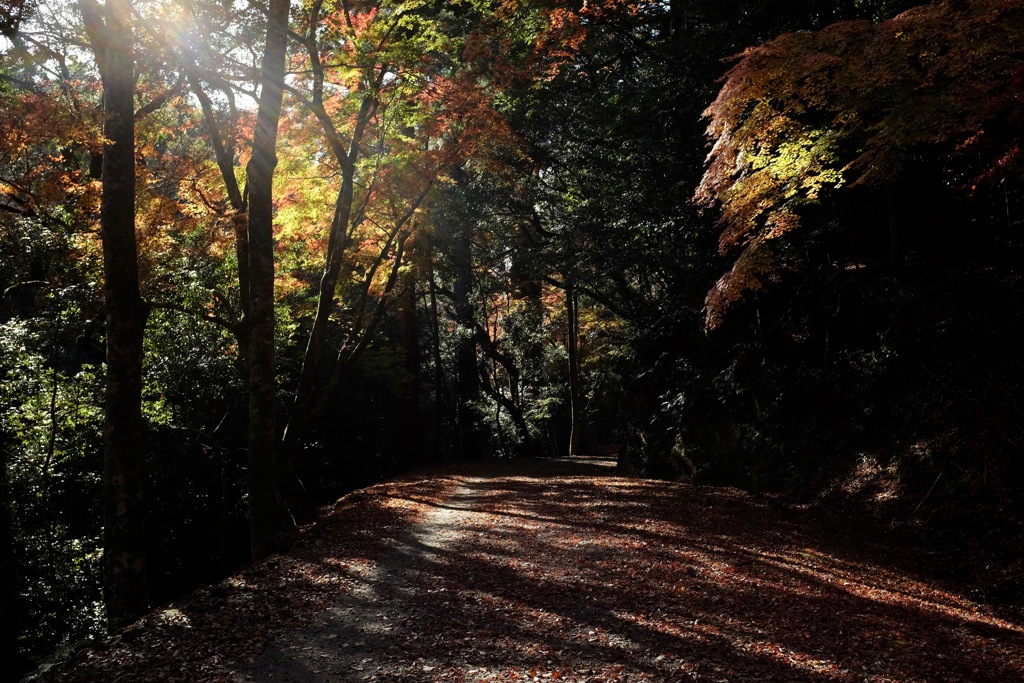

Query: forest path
[233,457,622,682]
[227,456,1024,682]
[40,457,1024,683]
[235,472,505,680]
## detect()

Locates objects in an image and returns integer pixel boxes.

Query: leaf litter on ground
[34,457,1024,682]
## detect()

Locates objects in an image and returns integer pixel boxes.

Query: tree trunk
[79,0,151,632]
[567,279,584,456]
[452,211,479,459]
[477,355,535,456]
[667,0,687,39]
[279,179,356,481]
[245,0,290,562]
[424,235,451,461]
[187,75,251,363]
[277,103,378,523]
[397,277,422,470]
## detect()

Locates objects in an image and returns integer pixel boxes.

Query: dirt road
[230,457,1024,682]
[39,456,1024,683]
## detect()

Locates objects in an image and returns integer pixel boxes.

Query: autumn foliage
[698,0,1024,327]
[6,0,1024,674]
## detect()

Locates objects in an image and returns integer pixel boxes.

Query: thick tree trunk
[245,0,290,562]
[566,280,584,456]
[79,0,151,632]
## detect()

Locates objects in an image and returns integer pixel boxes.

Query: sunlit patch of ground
[368,465,1024,682]
[38,457,1024,682]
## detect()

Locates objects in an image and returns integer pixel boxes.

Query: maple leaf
[698,0,1024,328]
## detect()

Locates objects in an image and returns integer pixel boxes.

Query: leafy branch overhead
[697,0,1024,327]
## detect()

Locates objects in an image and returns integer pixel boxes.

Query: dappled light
[40,460,1024,682]
[5,0,1023,677]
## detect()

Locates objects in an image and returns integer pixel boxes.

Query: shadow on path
[233,456,1024,682]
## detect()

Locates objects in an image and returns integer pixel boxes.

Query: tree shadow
[329,465,1024,682]
[52,462,1024,682]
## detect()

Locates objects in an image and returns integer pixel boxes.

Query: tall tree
[446,173,482,459]
[566,278,583,456]
[245,0,290,562]
[276,0,412,502]
[78,0,149,631]
[396,265,423,469]
[274,0,502,500]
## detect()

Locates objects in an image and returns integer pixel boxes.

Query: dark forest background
[2,0,1021,675]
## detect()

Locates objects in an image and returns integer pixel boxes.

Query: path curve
[236,476,494,681]
[226,457,1024,682]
